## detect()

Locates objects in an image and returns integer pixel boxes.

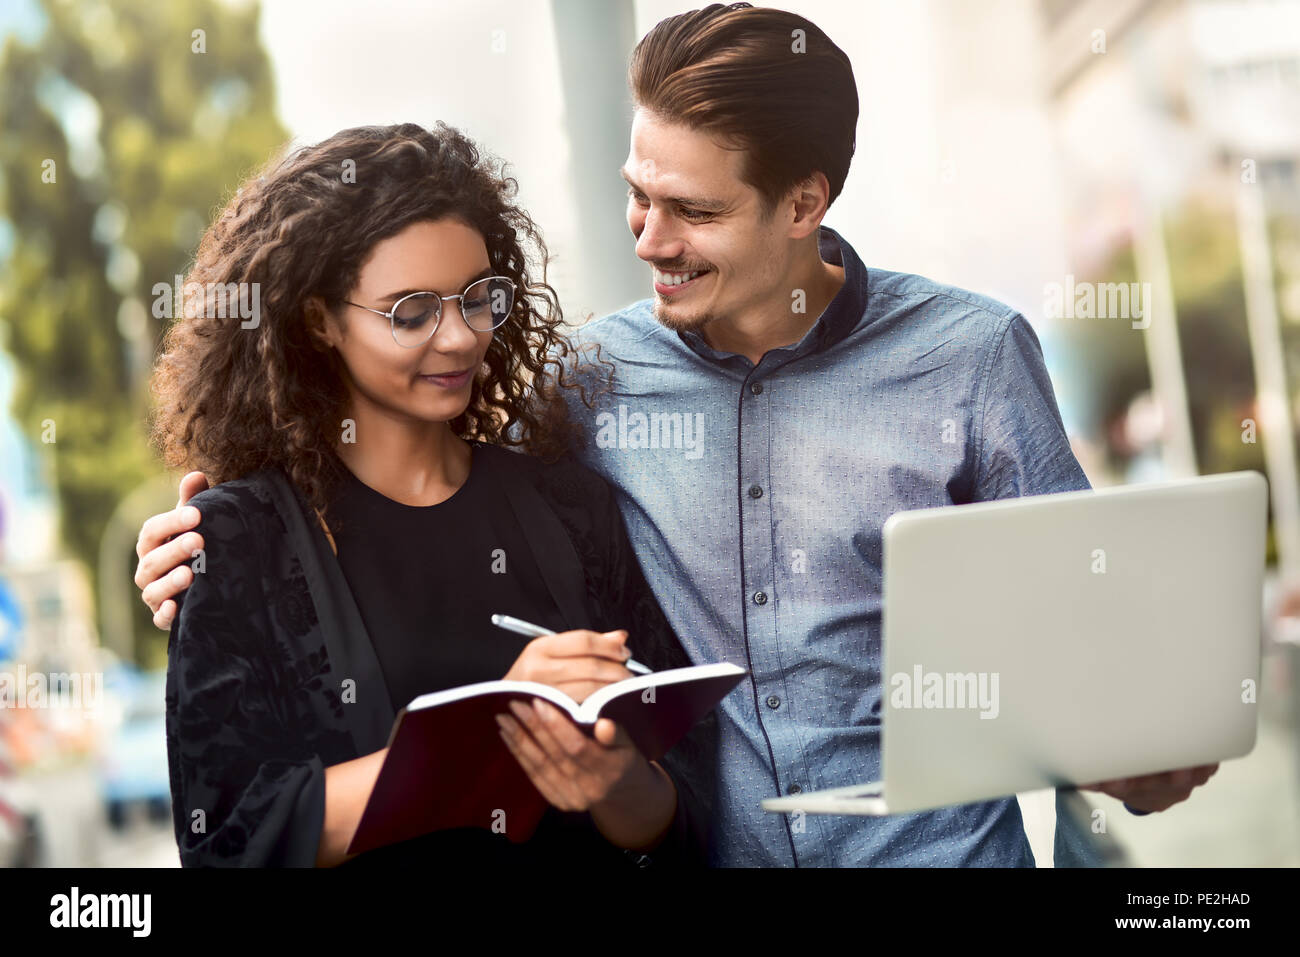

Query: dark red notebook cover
[347,665,745,855]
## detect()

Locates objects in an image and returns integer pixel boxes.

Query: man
[135,3,1216,866]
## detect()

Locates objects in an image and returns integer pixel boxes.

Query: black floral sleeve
[164,485,328,867]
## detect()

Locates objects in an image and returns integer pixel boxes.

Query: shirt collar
[674,224,868,367]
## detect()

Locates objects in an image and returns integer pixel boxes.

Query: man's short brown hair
[628,2,858,214]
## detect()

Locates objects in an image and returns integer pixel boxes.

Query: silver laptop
[762,471,1266,817]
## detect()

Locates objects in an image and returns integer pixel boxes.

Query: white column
[1132,197,1198,478]
[1236,180,1300,578]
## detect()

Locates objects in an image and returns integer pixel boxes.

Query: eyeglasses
[343,275,517,348]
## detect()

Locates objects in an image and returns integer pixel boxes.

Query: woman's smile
[417,367,474,388]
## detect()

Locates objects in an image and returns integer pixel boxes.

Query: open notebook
[347,662,746,855]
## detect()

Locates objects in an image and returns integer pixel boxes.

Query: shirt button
[789,784,802,794]
[753,591,767,605]
[750,381,763,395]
[748,484,763,499]
[766,694,781,709]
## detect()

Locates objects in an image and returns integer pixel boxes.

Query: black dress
[164,441,716,867]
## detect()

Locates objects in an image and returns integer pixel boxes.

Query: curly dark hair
[150,122,610,528]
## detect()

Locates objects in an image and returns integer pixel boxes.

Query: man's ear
[788,171,831,239]
[304,295,337,352]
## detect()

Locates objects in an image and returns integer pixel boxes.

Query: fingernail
[183,506,200,524]
[533,699,547,716]
[494,714,508,731]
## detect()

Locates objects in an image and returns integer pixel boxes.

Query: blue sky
[0,0,44,45]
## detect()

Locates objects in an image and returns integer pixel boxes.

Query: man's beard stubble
[651,296,715,334]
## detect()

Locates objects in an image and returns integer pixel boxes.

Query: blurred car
[0,734,43,867]
[97,665,170,829]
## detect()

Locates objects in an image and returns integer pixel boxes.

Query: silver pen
[491,614,652,675]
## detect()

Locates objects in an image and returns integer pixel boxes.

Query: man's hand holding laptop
[1080,763,1219,813]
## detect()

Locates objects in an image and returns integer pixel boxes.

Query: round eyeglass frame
[343,275,517,348]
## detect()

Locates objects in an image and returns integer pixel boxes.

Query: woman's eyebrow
[377,265,495,302]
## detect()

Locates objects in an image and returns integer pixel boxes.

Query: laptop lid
[874,471,1266,814]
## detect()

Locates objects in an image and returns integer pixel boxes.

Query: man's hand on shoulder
[134,471,210,630]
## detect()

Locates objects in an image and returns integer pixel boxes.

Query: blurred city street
[1,0,1299,872]
[12,760,176,867]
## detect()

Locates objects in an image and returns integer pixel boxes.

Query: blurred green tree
[0,0,287,664]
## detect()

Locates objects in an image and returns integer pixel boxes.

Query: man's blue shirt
[558,225,1094,866]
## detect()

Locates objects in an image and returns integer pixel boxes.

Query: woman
[148,122,715,867]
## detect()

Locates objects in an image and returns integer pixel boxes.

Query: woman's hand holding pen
[501,628,636,703]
